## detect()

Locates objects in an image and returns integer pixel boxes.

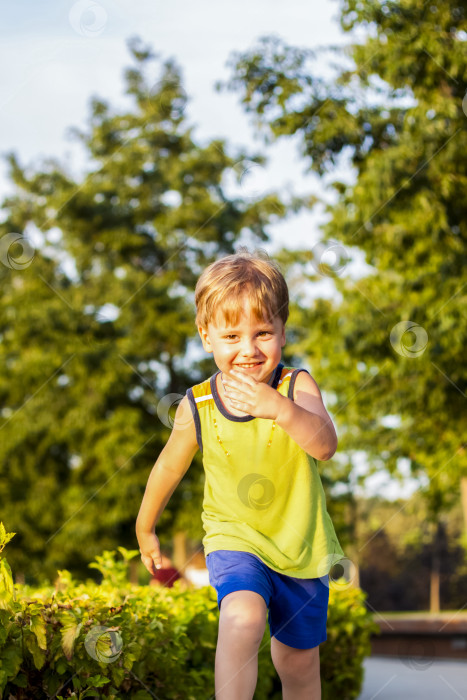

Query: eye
[224,334,237,340]
[258,331,272,336]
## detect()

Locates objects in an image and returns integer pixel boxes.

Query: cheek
[219,343,235,353]
[213,345,235,359]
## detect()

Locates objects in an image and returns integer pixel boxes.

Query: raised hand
[222,368,285,420]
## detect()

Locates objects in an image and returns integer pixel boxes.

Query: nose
[239,336,260,358]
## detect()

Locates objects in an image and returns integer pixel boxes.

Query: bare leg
[215,590,268,700]
[270,636,321,699]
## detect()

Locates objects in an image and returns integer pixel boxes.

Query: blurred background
[0,0,466,694]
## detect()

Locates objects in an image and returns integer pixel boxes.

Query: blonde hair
[195,246,289,329]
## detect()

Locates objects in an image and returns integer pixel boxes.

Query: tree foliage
[220,0,467,535]
[0,37,301,583]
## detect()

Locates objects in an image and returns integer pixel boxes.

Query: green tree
[221,0,467,608]
[0,37,302,584]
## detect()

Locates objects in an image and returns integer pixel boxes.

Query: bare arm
[136,395,198,572]
[275,370,338,461]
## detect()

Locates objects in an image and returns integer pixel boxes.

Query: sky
[0,0,356,254]
[0,0,425,500]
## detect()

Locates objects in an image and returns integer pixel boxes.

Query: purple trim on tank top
[210,362,284,422]
[186,387,203,453]
[287,368,311,401]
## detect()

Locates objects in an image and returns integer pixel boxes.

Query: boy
[136,247,345,699]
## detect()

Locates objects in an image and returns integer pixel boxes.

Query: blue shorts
[206,549,329,649]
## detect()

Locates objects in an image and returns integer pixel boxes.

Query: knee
[272,642,320,685]
[219,593,267,645]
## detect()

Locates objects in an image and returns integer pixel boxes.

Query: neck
[266,366,276,385]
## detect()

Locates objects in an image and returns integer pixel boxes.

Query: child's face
[198,297,286,384]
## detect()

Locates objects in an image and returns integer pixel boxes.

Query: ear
[198,325,213,353]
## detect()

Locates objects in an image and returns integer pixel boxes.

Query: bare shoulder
[160,395,199,469]
[293,369,323,398]
[172,395,197,435]
[171,395,198,446]
[292,370,331,423]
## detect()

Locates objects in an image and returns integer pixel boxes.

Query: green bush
[0,524,377,699]
[321,582,379,699]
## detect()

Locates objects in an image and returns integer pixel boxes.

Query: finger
[227,375,250,389]
[228,390,247,403]
[230,369,255,385]
[231,397,247,409]
[222,376,239,393]
[229,397,242,406]
[225,369,246,381]
[232,386,253,399]
[223,373,238,387]
[142,552,162,571]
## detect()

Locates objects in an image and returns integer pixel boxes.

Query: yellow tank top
[186,362,345,578]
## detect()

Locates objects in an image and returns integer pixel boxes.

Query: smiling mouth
[236,362,263,368]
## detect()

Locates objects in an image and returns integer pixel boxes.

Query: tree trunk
[350,493,360,588]
[430,565,440,613]
[173,531,188,573]
[461,476,467,535]
[430,522,442,613]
